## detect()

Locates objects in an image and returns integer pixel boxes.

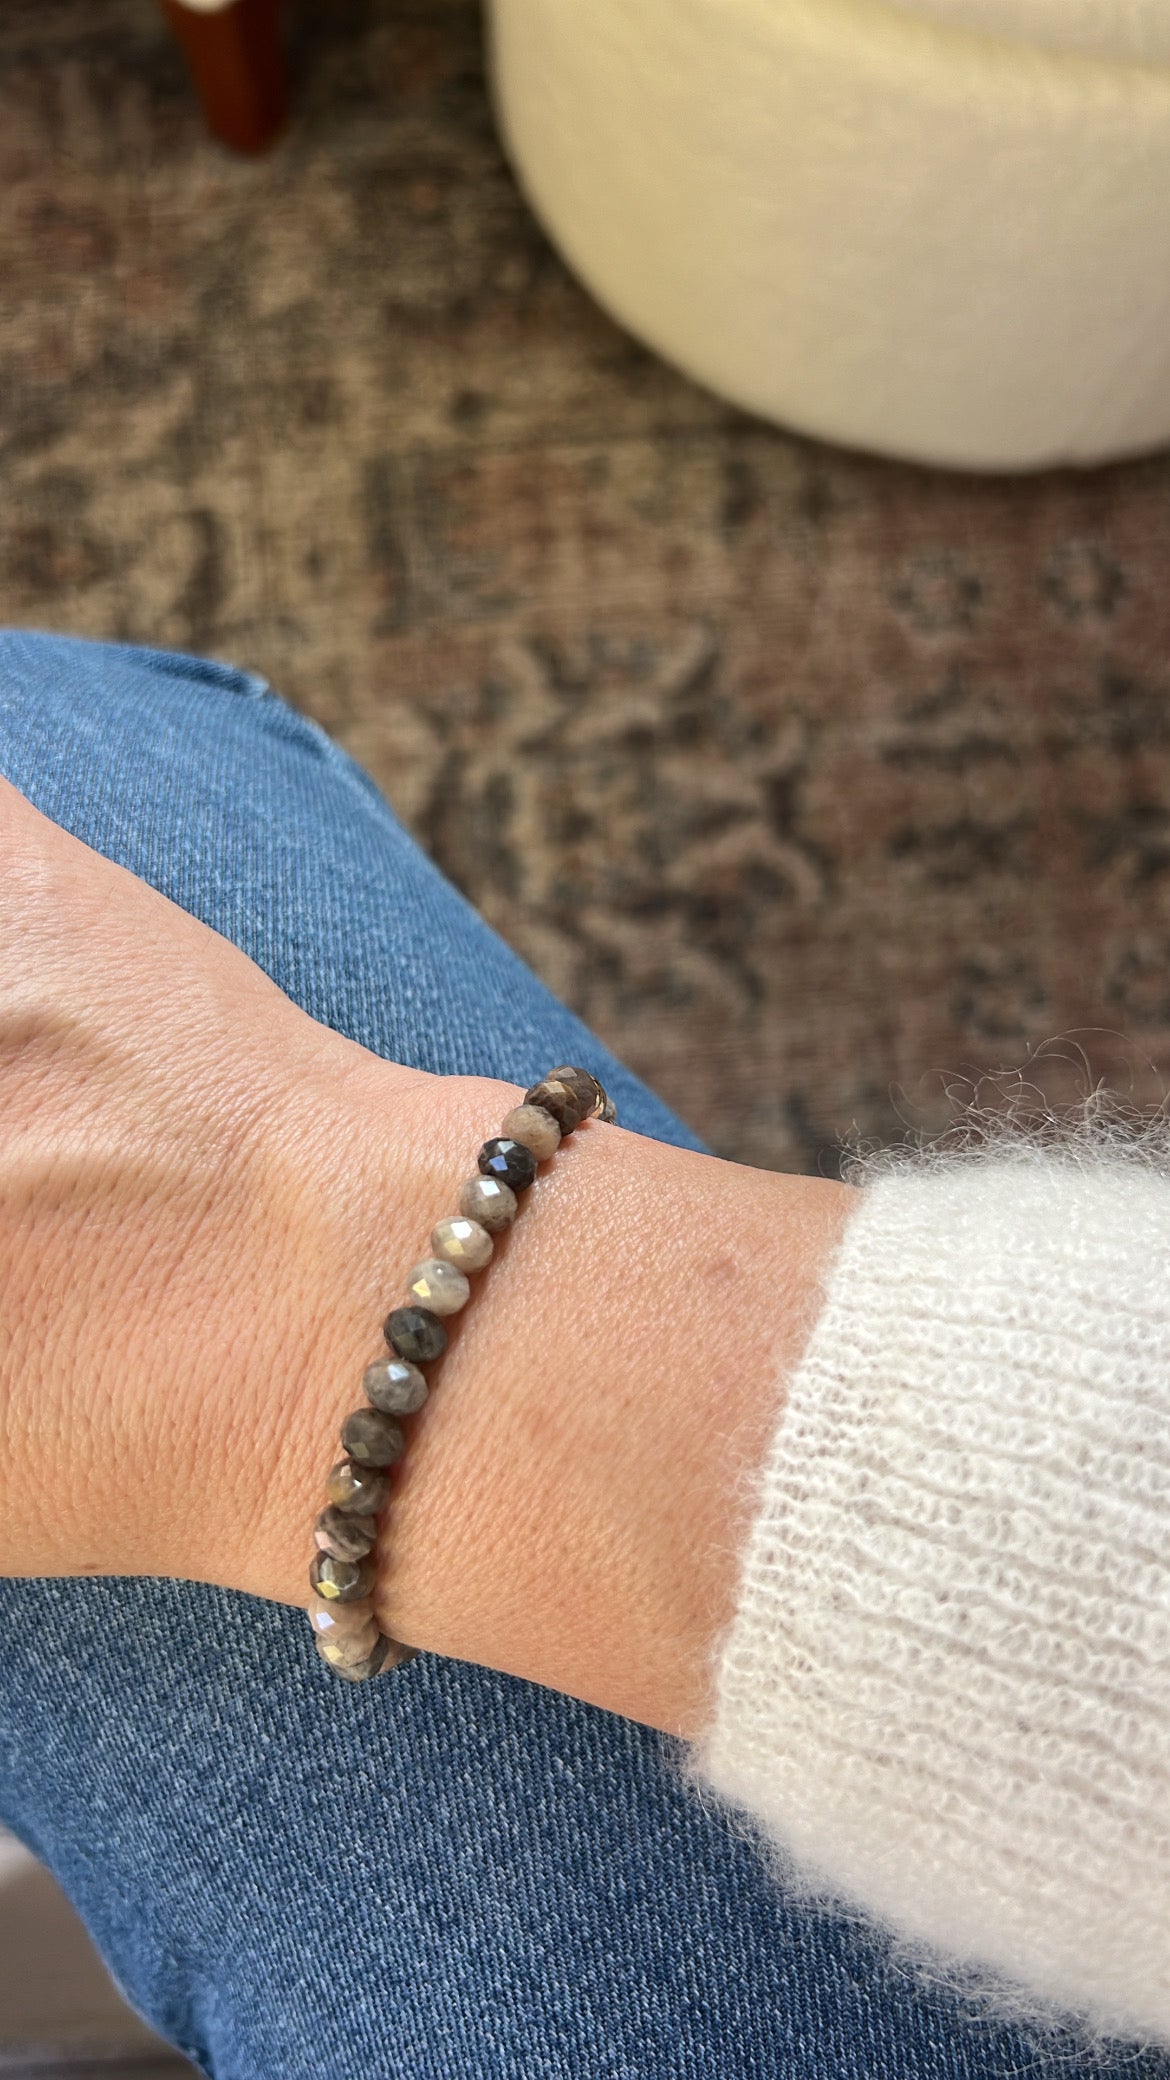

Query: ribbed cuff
[699,1157,1170,2044]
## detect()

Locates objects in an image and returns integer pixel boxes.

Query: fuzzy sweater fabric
[699,1150,1170,2049]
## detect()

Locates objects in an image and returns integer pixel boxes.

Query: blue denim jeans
[0,632,1160,2080]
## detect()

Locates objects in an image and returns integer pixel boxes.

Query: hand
[0,772,447,1600]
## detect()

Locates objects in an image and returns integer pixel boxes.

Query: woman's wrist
[250,1056,854,1737]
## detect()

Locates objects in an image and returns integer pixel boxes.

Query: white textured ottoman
[488,0,1170,469]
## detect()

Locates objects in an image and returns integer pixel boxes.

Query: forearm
[0,1002,851,1738]
[0,777,853,1738]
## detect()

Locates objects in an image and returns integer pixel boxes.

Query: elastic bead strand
[306,1067,615,1681]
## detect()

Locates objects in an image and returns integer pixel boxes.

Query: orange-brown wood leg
[159,0,287,155]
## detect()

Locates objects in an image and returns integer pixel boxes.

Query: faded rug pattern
[3,0,1170,1169]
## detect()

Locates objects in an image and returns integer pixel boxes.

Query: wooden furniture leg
[159,0,287,155]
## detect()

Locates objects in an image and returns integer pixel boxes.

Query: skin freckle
[706,1254,740,1286]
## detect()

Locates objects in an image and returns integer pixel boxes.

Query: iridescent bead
[310,1551,375,1604]
[325,1458,388,1516]
[523,1077,585,1132]
[500,1104,561,1163]
[316,1632,410,1682]
[458,1173,517,1233]
[313,1507,378,1562]
[431,1215,494,1274]
[315,1619,383,1670]
[384,1305,447,1364]
[307,1593,375,1640]
[478,1137,537,1192]
[363,1356,428,1416]
[546,1066,607,1118]
[406,1256,470,1317]
[341,1407,406,1468]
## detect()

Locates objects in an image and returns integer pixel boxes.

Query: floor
[0,0,1169,2070]
[2,0,1170,1178]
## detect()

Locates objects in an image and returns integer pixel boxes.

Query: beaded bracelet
[306,1066,617,1682]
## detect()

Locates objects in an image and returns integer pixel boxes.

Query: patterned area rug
[3,0,1170,1170]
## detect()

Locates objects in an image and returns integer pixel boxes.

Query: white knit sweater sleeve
[698,1154,1170,2047]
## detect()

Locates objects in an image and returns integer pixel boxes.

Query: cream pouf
[487,0,1170,470]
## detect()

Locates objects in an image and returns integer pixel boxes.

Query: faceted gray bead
[522,1077,585,1133]
[500,1104,561,1163]
[558,1067,615,1124]
[363,1356,428,1416]
[341,1406,406,1468]
[546,1066,607,1117]
[431,1215,494,1274]
[458,1173,518,1233]
[315,1618,382,1670]
[385,1305,447,1364]
[478,1137,537,1192]
[406,1256,470,1317]
[307,1593,376,1640]
[317,1632,414,1682]
[313,1507,378,1562]
[325,1458,388,1516]
[310,1551,375,1604]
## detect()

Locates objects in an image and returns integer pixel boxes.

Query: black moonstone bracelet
[306,1065,617,1681]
